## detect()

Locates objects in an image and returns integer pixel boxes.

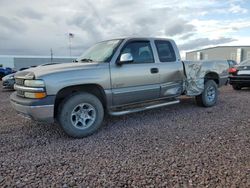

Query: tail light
[228,67,237,73]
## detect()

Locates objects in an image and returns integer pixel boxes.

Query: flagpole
[69,35,72,57]
[50,48,53,63]
[68,33,74,57]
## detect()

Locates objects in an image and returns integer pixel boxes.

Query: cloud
[0,16,26,33]
[179,37,236,51]
[179,33,195,40]
[165,21,195,36]
[0,0,250,56]
[17,7,44,20]
[229,3,248,14]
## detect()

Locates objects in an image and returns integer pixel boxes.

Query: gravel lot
[0,83,249,187]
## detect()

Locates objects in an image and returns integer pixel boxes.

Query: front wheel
[195,80,218,107]
[58,92,104,138]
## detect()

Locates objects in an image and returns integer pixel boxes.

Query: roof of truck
[103,37,174,41]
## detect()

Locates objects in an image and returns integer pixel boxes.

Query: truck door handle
[150,68,159,74]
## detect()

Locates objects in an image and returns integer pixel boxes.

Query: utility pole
[50,48,53,63]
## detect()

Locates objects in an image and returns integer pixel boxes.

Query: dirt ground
[0,83,249,187]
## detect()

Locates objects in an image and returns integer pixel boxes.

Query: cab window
[121,41,154,63]
[155,40,176,62]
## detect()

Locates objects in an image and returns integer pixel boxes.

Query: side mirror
[117,53,133,65]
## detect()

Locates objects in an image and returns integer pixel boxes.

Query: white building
[0,55,77,70]
[186,46,250,63]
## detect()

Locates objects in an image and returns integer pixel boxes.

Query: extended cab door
[153,40,186,98]
[110,40,160,106]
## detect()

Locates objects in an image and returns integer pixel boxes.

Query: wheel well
[204,72,219,85]
[54,84,106,118]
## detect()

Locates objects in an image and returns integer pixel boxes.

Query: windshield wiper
[80,58,93,62]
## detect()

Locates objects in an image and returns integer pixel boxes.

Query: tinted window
[155,40,176,62]
[121,41,154,63]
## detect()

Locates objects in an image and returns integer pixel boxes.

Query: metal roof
[187,46,250,53]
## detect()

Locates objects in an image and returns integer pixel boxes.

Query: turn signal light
[228,67,237,73]
[24,92,47,99]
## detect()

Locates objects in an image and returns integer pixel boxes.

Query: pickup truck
[10,37,229,138]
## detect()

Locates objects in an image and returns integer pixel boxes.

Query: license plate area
[238,70,250,75]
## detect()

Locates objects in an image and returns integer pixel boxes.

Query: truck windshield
[77,39,122,63]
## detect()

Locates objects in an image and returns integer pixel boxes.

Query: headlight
[24,92,47,99]
[24,80,45,87]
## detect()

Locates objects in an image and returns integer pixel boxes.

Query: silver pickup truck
[10,37,229,137]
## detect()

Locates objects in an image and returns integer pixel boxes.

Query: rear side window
[155,40,176,62]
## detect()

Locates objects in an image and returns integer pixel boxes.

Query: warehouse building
[0,55,77,70]
[186,46,250,63]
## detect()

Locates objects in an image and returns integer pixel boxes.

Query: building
[0,55,77,70]
[186,46,250,63]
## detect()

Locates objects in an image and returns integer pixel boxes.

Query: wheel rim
[71,103,96,129]
[206,86,216,102]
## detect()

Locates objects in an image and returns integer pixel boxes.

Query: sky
[0,0,250,58]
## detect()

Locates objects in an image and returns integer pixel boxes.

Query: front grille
[15,78,25,86]
[17,90,25,97]
[15,78,25,97]
[3,81,8,86]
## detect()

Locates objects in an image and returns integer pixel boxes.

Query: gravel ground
[0,83,249,187]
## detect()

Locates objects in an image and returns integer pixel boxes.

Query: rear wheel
[232,85,241,90]
[58,92,104,138]
[195,80,218,107]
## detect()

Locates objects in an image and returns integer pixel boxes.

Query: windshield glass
[77,39,121,62]
[239,59,250,66]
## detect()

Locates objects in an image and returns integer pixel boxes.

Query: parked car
[0,67,13,80]
[229,59,250,90]
[10,37,229,138]
[2,63,60,90]
[2,73,15,90]
[227,60,237,68]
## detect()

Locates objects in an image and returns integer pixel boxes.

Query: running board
[108,100,180,116]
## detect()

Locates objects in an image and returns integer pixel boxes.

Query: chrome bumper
[10,100,54,123]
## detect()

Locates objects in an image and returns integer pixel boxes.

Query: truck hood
[15,62,103,79]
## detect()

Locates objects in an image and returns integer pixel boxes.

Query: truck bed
[182,60,229,96]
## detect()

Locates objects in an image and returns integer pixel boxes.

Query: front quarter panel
[39,63,111,95]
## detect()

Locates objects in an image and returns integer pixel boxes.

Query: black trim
[105,39,124,62]
[10,92,55,106]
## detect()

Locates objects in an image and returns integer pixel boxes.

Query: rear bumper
[229,75,250,86]
[10,92,55,122]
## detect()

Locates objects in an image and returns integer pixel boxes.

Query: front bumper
[229,75,250,86]
[10,92,55,122]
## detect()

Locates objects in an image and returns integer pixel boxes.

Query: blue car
[0,67,13,80]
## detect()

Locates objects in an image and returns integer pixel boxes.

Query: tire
[58,92,104,138]
[195,80,218,107]
[232,85,241,90]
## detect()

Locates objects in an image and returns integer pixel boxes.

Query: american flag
[69,33,74,38]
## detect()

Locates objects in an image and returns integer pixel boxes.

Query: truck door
[110,40,160,106]
[153,40,186,98]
